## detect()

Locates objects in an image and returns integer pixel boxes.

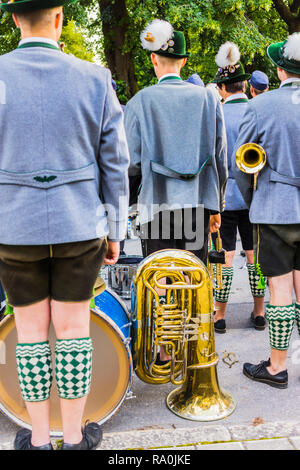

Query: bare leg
[245,250,265,317]
[267,272,293,374]
[294,269,300,303]
[214,250,235,321]
[51,300,90,445]
[14,298,51,447]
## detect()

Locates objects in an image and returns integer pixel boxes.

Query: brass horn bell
[235,143,267,190]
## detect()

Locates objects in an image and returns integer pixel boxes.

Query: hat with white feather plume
[140,19,190,59]
[213,41,250,84]
[267,33,300,75]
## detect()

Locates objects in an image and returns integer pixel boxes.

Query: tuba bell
[131,249,236,421]
[235,143,267,190]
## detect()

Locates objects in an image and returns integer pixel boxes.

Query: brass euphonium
[235,143,267,190]
[131,249,236,421]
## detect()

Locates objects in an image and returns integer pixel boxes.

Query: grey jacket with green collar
[0,42,129,245]
[124,78,228,224]
[232,82,300,224]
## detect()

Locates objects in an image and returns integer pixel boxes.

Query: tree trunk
[99,0,138,98]
[273,0,300,34]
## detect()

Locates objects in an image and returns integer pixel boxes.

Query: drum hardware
[235,143,267,190]
[107,255,144,300]
[125,390,136,400]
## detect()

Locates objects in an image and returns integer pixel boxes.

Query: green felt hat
[154,31,190,59]
[0,0,78,13]
[141,20,190,59]
[267,38,300,75]
[213,61,251,84]
[213,41,250,84]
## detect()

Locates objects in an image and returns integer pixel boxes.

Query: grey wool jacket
[0,43,129,245]
[124,79,228,224]
[232,83,300,224]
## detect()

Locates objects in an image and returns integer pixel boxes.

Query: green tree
[60,19,94,61]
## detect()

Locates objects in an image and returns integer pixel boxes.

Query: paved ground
[0,238,299,451]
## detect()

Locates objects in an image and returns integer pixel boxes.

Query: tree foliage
[0,1,298,100]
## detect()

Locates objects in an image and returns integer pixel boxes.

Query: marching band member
[233,33,300,389]
[124,19,227,365]
[212,42,266,334]
[124,19,228,264]
[249,70,269,98]
[0,0,129,449]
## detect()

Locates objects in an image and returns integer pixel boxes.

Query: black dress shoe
[155,352,170,366]
[243,359,288,389]
[61,422,103,450]
[250,312,266,330]
[214,319,226,334]
[14,428,53,450]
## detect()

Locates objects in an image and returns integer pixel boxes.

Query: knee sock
[247,264,266,298]
[214,267,234,303]
[16,341,53,402]
[266,304,295,350]
[295,303,300,336]
[55,337,93,400]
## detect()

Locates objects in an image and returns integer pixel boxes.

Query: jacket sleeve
[98,70,130,242]
[215,100,228,212]
[124,100,142,177]
[231,104,259,208]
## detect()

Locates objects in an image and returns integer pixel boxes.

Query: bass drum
[0,288,133,437]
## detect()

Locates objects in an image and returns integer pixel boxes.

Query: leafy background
[1,0,299,102]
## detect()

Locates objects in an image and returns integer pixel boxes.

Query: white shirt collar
[280,77,300,88]
[19,37,59,48]
[224,93,248,104]
[158,73,181,83]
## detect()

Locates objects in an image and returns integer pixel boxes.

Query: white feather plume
[215,42,241,68]
[140,19,174,52]
[284,33,300,61]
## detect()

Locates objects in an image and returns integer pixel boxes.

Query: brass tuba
[235,143,267,190]
[131,249,236,421]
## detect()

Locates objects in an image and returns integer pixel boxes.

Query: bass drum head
[0,290,132,437]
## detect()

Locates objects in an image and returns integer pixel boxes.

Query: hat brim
[267,41,300,75]
[154,50,191,59]
[213,73,251,84]
[0,0,77,13]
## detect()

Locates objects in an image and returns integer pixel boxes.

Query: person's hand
[210,214,221,233]
[104,241,120,265]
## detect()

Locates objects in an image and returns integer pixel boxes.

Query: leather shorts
[0,238,107,307]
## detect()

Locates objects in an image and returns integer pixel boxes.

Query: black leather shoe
[250,312,266,330]
[14,428,53,450]
[243,359,288,389]
[214,319,226,334]
[61,422,103,450]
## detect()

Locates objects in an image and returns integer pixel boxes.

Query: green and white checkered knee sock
[214,267,234,303]
[55,337,93,400]
[296,303,300,336]
[16,341,53,402]
[266,304,295,350]
[247,264,266,298]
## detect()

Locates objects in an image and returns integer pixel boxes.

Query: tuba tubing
[131,249,236,421]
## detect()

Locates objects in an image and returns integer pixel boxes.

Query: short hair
[217,80,246,93]
[16,8,56,28]
[153,53,184,67]
[285,71,300,79]
[252,87,267,96]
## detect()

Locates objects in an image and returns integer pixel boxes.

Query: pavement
[0,238,300,451]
